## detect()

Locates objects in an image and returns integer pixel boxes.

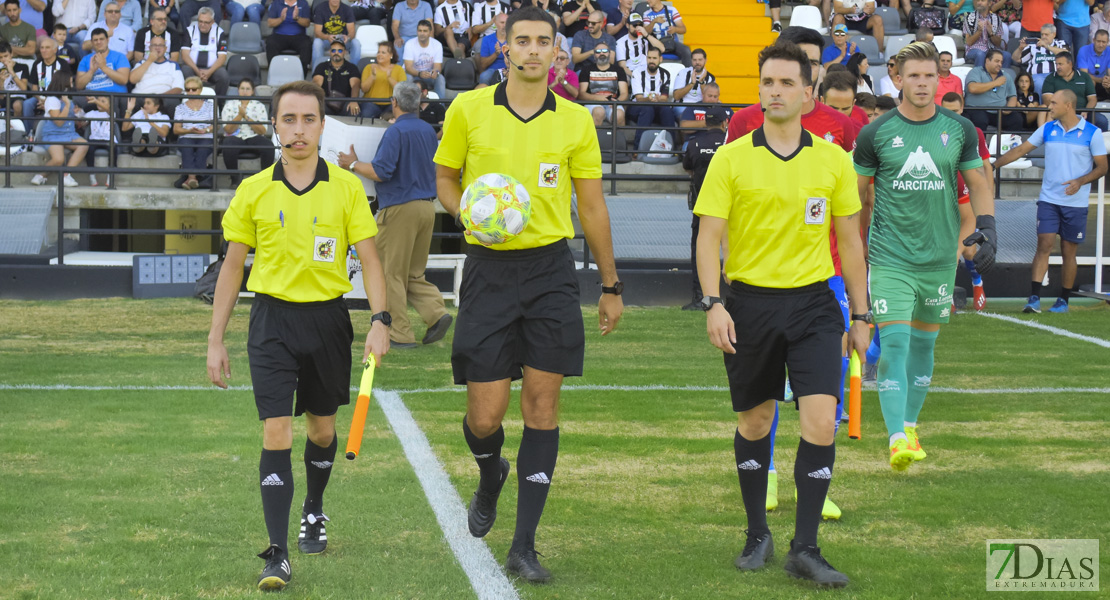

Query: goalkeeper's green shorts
[868,265,956,325]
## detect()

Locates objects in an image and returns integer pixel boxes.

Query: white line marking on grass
[2,383,1110,395]
[976,312,1110,348]
[373,390,520,600]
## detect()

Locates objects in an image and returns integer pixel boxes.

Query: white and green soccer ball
[459,173,532,246]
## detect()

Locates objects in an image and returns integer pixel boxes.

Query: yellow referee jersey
[694,128,860,289]
[222,158,378,303]
[434,82,603,250]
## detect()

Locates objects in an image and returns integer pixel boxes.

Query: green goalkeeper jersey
[854,106,983,272]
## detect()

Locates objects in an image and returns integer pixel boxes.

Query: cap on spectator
[832,24,849,35]
[330,38,347,48]
[704,105,729,126]
[629,12,643,24]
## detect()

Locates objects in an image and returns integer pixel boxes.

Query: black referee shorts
[723,280,844,413]
[248,294,354,420]
[452,239,584,385]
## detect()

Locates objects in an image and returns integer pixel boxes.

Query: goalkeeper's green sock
[876,324,911,442]
[904,328,939,424]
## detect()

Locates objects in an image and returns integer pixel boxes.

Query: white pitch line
[373,390,520,600]
[3,383,1109,394]
[976,311,1110,349]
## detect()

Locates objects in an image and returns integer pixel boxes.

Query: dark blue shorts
[1037,201,1088,244]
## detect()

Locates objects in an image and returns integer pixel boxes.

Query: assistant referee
[433,5,623,584]
[694,42,869,589]
[206,80,391,592]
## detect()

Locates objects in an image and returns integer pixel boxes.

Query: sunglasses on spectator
[588,20,602,24]
[595,49,609,54]
[833,32,847,36]
[887,62,895,66]
[185,87,200,92]
[106,9,120,12]
[330,48,344,53]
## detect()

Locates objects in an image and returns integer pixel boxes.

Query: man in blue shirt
[994,88,1109,313]
[337,81,452,348]
[1077,29,1110,79]
[76,28,130,94]
[1057,0,1092,58]
[265,0,313,72]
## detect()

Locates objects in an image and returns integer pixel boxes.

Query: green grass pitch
[1,298,1107,599]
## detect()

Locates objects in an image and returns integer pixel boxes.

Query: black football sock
[260,448,294,552]
[511,426,559,549]
[303,434,337,516]
[734,429,771,537]
[793,438,835,548]
[463,415,506,493]
[1031,281,1043,298]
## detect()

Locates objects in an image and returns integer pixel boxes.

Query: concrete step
[681,1,766,17]
[681,15,776,40]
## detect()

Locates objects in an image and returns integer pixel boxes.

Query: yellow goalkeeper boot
[905,426,927,461]
[766,470,778,511]
[889,438,915,471]
[792,489,842,520]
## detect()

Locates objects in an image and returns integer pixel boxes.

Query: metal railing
[13,88,1081,267]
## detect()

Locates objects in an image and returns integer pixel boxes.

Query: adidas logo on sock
[261,473,284,486]
[310,460,333,469]
[737,460,762,471]
[807,467,832,480]
[526,472,551,484]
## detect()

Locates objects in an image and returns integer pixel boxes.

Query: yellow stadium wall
[670,0,768,105]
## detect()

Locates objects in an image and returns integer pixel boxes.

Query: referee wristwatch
[705,296,724,309]
[601,281,624,295]
[371,311,392,327]
[851,310,873,324]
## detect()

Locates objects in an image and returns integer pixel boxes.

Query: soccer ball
[459,173,532,246]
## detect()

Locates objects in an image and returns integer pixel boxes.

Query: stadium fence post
[56,166,65,265]
[3,93,10,189]
[210,93,221,192]
[108,93,117,190]
[1097,171,1106,294]
[609,98,618,196]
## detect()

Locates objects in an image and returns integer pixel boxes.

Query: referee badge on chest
[538,163,560,188]
[805,197,827,225]
[314,236,337,262]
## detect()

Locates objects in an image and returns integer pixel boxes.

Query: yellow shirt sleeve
[434,96,469,169]
[830,150,862,217]
[221,190,257,248]
[569,108,603,179]
[343,176,378,245]
[692,150,732,220]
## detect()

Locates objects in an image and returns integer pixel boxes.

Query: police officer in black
[681,105,729,311]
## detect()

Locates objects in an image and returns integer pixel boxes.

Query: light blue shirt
[96,0,143,30]
[1029,117,1108,207]
[392,1,433,43]
[1076,43,1110,78]
[1058,0,1092,28]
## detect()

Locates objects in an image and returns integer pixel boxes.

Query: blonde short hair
[184,76,204,90]
[894,41,939,75]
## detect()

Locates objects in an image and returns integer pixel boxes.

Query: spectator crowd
[0,0,719,186]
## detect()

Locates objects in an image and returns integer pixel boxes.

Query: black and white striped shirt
[631,66,670,99]
[470,1,507,38]
[183,23,227,70]
[435,0,471,36]
[674,67,715,103]
[1021,39,1068,76]
[615,33,648,73]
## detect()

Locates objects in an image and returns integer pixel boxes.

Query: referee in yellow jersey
[205,80,391,592]
[694,43,869,589]
[433,5,623,583]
